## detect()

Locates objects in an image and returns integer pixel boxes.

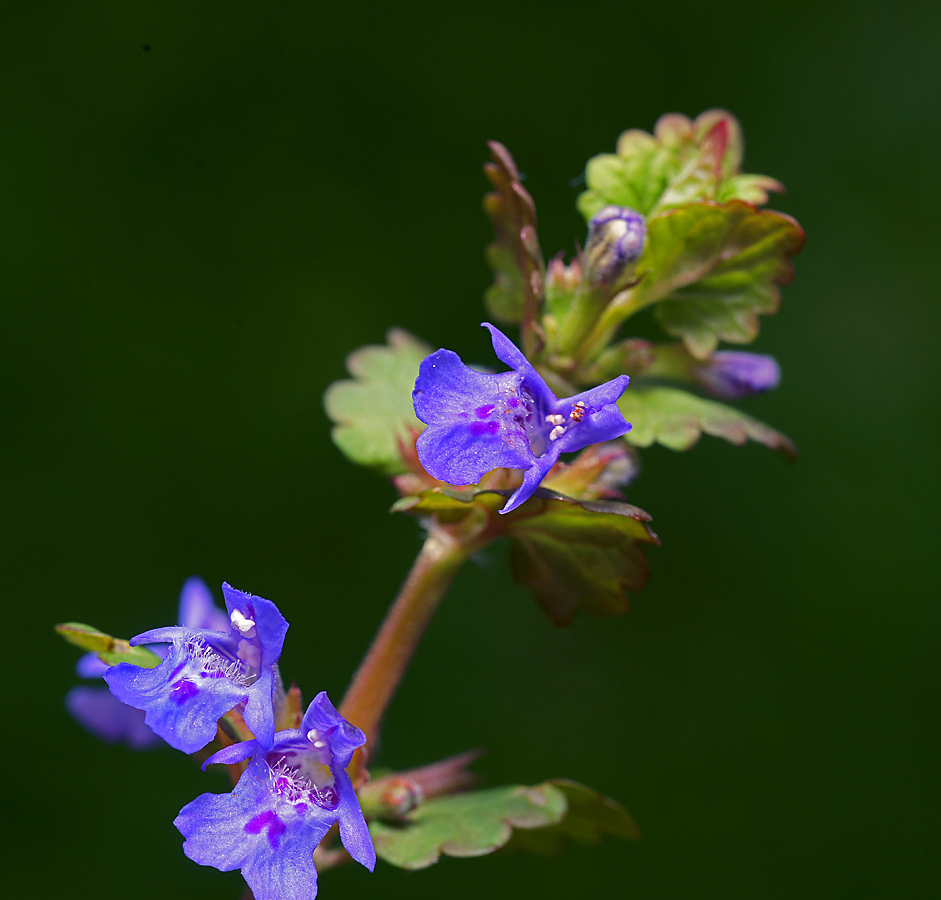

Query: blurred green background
[4,1,938,897]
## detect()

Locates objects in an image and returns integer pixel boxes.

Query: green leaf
[596,201,803,359]
[391,488,658,627]
[390,485,499,523]
[578,109,783,219]
[649,202,804,357]
[483,141,545,327]
[505,779,640,854]
[371,783,568,870]
[324,328,431,476]
[503,496,659,627]
[618,386,796,457]
[55,622,162,668]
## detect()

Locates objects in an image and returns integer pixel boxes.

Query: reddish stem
[339,531,472,775]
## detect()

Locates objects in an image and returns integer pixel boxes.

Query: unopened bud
[692,351,780,399]
[584,205,646,287]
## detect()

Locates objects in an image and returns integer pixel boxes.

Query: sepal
[55,622,162,669]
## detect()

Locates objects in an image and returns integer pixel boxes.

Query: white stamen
[230,609,256,636]
[549,424,566,441]
[545,414,565,426]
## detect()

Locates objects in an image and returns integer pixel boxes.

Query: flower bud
[692,351,780,399]
[584,205,646,287]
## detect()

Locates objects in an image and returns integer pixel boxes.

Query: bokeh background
[5,1,938,897]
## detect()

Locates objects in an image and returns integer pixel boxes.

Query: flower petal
[414,349,531,483]
[413,349,514,426]
[556,403,632,455]
[301,691,366,770]
[129,625,193,646]
[202,738,262,771]
[501,448,562,515]
[75,652,109,679]
[566,374,631,410]
[222,584,289,670]
[481,321,529,371]
[104,641,247,753]
[179,576,229,632]
[176,760,332,900]
[66,686,163,749]
[242,667,276,749]
[336,772,376,871]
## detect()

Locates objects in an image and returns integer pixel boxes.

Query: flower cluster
[92,581,374,900]
[63,115,799,899]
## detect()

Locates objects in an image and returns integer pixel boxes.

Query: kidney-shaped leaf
[505,779,640,854]
[371,783,568,870]
[578,108,783,219]
[324,328,430,476]
[503,496,659,627]
[619,386,796,457]
[605,201,803,358]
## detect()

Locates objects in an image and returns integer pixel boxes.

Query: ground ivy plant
[59,109,802,900]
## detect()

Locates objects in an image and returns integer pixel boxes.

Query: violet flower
[413,322,632,514]
[66,683,164,749]
[175,691,375,900]
[67,577,230,750]
[692,351,781,400]
[104,582,288,753]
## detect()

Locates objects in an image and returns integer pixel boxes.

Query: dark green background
[5,1,938,897]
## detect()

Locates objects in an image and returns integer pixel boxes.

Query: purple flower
[413,323,632,514]
[67,577,230,750]
[584,205,646,286]
[176,575,232,634]
[66,685,164,749]
[175,691,375,900]
[692,351,781,400]
[104,583,289,753]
